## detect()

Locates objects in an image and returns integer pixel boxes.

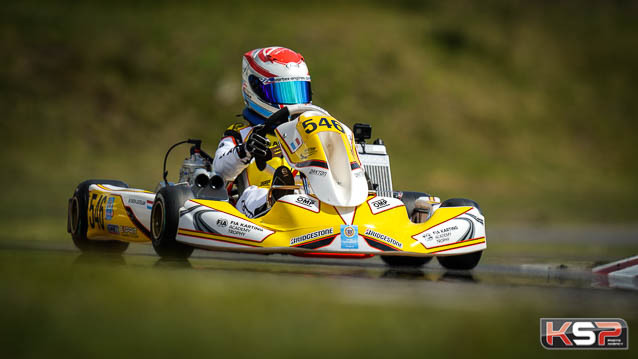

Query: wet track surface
[4,234,637,359]
[2,229,636,293]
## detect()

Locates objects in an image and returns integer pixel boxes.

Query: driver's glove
[243,126,271,160]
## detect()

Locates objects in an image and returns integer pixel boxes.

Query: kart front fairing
[175,193,486,257]
[274,111,368,207]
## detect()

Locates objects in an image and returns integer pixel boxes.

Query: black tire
[440,197,482,215]
[436,197,483,270]
[68,179,130,253]
[150,184,195,259]
[380,191,433,267]
[437,251,483,270]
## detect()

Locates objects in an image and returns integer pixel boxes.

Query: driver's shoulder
[226,122,250,132]
[223,122,252,143]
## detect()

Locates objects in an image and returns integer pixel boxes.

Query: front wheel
[437,251,482,270]
[436,197,483,270]
[150,184,194,259]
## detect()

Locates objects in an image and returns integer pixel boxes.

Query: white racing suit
[213,122,300,218]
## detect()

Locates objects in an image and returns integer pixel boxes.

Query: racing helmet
[242,47,312,120]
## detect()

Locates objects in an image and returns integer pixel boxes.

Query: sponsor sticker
[121,226,138,237]
[295,196,317,208]
[367,197,403,215]
[280,195,319,212]
[340,225,358,249]
[216,218,228,228]
[290,137,302,152]
[413,219,474,249]
[107,224,120,235]
[414,226,457,248]
[105,197,115,221]
[364,229,402,249]
[227,220,260,237]
[370,198,390,210]
[290,228,334,246]
[299,147,317,160]
[540,318,628,350]
[128,198,146,206]
[309,168,327,177]
[194,211,274,242]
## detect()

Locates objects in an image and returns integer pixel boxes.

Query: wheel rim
[151,200,164,241]
[69,197,80,234]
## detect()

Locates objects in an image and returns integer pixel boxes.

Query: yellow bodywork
[86,186,153,243]
[176,195,486,256]
[276,114,361,168]
[85,185,486,256]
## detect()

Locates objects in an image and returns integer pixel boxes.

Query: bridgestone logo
[364,229,402,248]
[290,228,334,245]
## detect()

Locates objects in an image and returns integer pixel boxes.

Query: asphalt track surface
[2,226,637,292]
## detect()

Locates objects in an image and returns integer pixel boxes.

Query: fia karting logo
[216,219,228,228]
[540,318,628,350]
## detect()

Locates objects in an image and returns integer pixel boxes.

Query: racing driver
[214,46,326,218]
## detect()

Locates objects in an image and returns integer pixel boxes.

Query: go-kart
[67,105,486,269]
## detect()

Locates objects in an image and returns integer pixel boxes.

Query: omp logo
[295,196,317,207]
[540,318,628,350]
[371,198,389,209]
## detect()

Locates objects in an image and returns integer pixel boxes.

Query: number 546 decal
[301,117,344,134]
[88,193,107,230]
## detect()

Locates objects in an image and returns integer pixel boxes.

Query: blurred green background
[2,0,638,238]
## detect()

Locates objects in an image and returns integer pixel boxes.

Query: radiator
[356,144,394,197]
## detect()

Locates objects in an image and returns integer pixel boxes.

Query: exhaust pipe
[193,168,210,188]
[209,175,224,190]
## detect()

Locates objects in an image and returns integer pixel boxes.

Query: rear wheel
[437,251,483,270]
[68,179,130,253]
[150,184,194,259]
[380,191,433,267]
[436,198,483,270]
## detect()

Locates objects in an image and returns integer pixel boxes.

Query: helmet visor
[259,79,312,105]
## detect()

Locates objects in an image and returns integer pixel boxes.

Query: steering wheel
[263,104,331,130]
[254,105,331,171]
